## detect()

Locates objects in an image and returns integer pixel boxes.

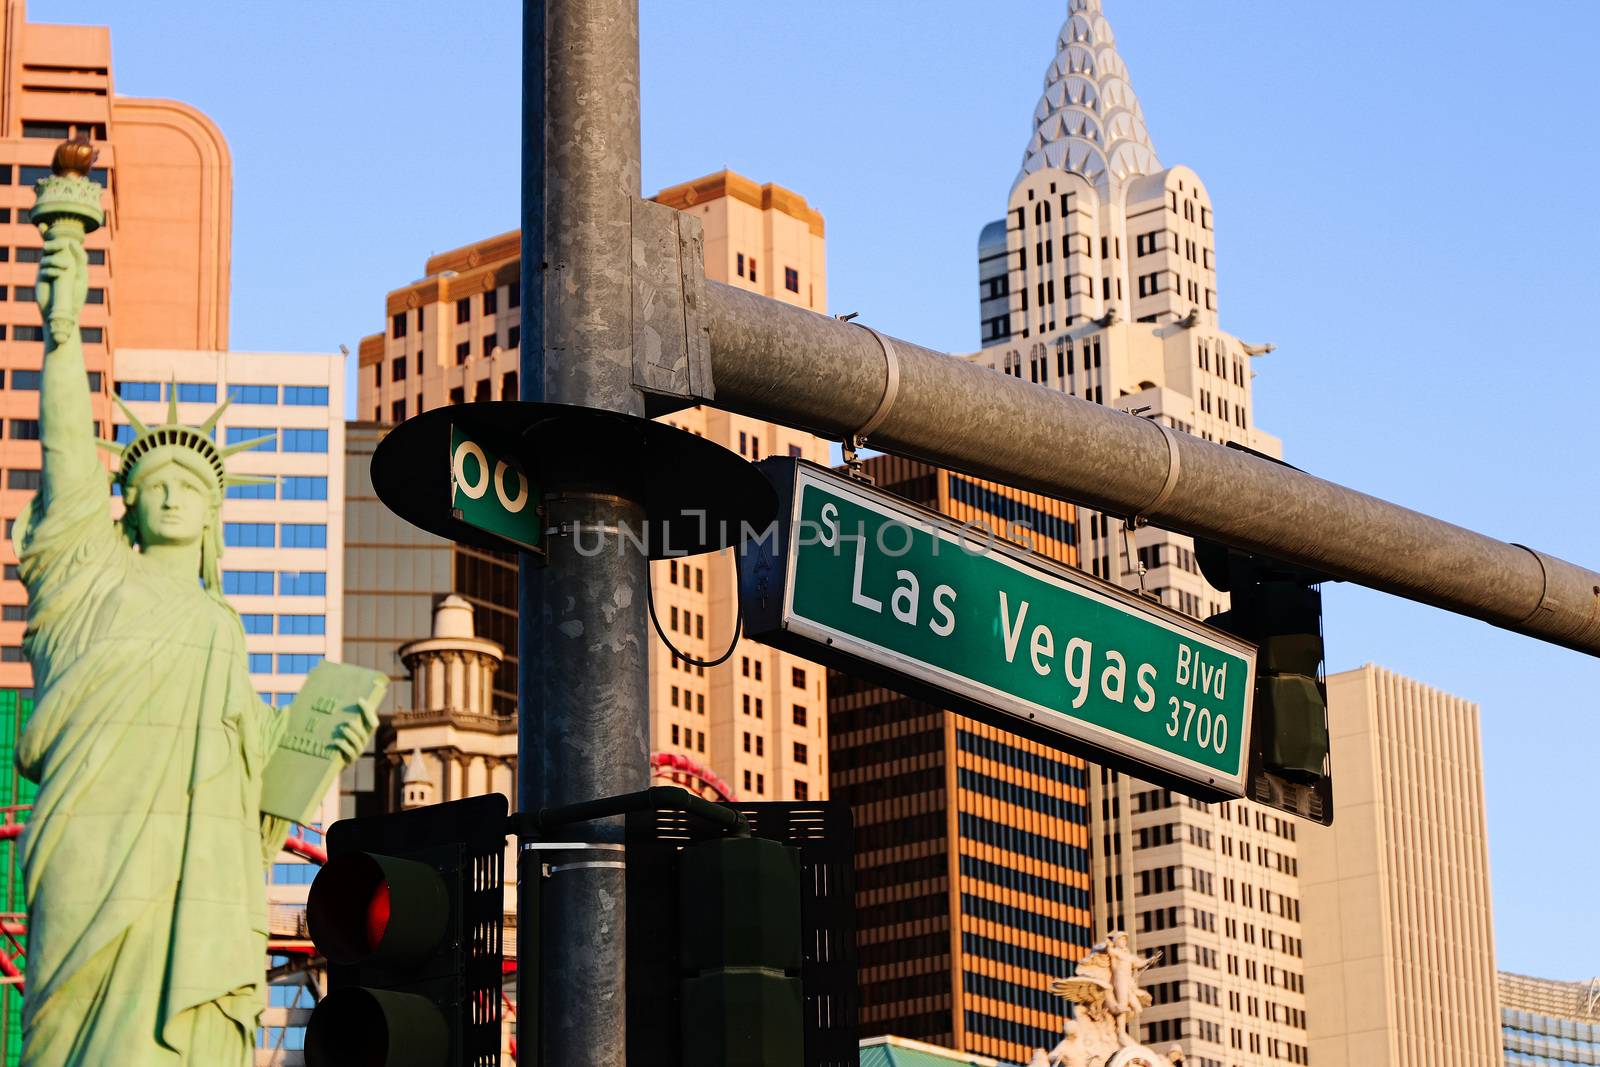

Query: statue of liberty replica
[11,138,385,1065]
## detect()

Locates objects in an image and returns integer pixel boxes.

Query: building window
[456,298,471,324]
[283,386,329,407]
[279,615,326,636]
[748,258,757,283]
[117,382,161,403]
[228,384,278,404]
[223,522,275,548]
[248,652,273,674]
[391,357,407,382]
[227,480,276,500]
[80,327,103,344]
[240,613,272,635]
[736,253,745,278]
[280,523,327,548]
[277,653,324,674]
[5,470,38,490]
[508,326,520,349]
[390,399,406,422]
[449,387,465,405]
[792,705,806,727]
[456,341,471,366]
[793,742,808,765]
[483,289,498,315]
[7,420,38,440]
[474,379,491,402]
[170,382,214,404]
[501,371,518,399]
[281,477,328,501]
[791,667,806,688]
[281,428,328,453]
[392,313,407,339]
[225,427,276,452]
[278,571,327,597]
[784,267,799,293]
[223,570,274,596]
[794,781,809,801]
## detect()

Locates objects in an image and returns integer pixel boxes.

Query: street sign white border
[778,464,1257,796]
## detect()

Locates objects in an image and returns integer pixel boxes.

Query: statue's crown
[102,388,273,493]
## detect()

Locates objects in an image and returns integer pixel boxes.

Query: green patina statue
[12,140,383,1066]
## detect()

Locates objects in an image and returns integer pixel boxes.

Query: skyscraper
[829,454,1093,1065]
[1299,665,1500,1067]
[350,169,834,803]
[0,0,233,694]
[968,4,1305,1065]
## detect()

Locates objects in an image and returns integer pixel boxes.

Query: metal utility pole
[520,0,645,1062]
[699,283,1600,656]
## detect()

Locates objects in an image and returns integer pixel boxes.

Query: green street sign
[741,460,1257,797]
[450,424,542,553]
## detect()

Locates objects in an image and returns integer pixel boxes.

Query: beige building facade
[0,0,233,692]
[1299,665,1500,1067]
[967,4,1304,1065]
[353,169,834,803]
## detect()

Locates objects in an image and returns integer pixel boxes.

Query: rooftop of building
[859,1036,1012,1067]
[359,167,821,363]
[1500,971,1600,1021]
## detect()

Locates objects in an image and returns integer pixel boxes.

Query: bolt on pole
[520,0,647,1062]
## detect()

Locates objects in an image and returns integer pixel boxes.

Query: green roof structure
[860,1035,1017,1067]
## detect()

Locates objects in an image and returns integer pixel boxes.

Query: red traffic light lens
[307,852,446,966]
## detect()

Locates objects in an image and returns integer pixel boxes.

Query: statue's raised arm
[32,135,102,509]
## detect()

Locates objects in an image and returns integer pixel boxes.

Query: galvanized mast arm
[701,280,1600,657]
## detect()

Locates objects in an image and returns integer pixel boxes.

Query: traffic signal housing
[303,794,507,1067]
[1198,538,1334,824]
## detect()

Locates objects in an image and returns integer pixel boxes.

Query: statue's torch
[31,135,104,344]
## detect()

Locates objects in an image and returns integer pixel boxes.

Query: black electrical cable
[645,552,743,669]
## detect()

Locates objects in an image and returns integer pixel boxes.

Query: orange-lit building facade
[829,455,1093,1064]
[353,170,834,804]
[0,0,232,689]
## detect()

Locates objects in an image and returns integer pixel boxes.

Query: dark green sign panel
[742,461,1257,795]
[450,424,542,553]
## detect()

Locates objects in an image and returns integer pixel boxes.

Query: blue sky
[54,1,1600,977]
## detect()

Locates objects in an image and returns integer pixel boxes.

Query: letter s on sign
[820,502,839,548]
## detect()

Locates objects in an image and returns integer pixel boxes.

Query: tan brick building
[1299,665,1501,1067]
[353,169,833,803]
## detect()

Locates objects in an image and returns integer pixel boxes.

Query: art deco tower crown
[1018,0,1161,194]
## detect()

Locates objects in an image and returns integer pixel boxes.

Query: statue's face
[129,459,214,546]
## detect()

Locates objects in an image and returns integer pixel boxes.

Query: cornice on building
[653,168,825,237]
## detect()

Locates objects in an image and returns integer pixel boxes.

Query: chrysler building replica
[969,4,1309,1065]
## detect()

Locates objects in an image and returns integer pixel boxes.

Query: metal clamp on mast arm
[841,321,901,483]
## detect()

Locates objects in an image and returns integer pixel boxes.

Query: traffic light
[679,835,804,1066]
[303,794,507,1067]
[1197,537,1334,823]
[623,800,857,1067]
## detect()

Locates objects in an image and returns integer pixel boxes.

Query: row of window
[227,476,328,501]
[0,163,110,187]
[247,652,326,675]
[223,523,328,549]
[221,571,327,597]
[116,381,329,407]
[0,284,104,305]
[390,284,520,339]
[947,474,1076,547]
[0,242,106,266]
[240,613,326,636]
[0,324,103,343]
[382,372,518,423]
